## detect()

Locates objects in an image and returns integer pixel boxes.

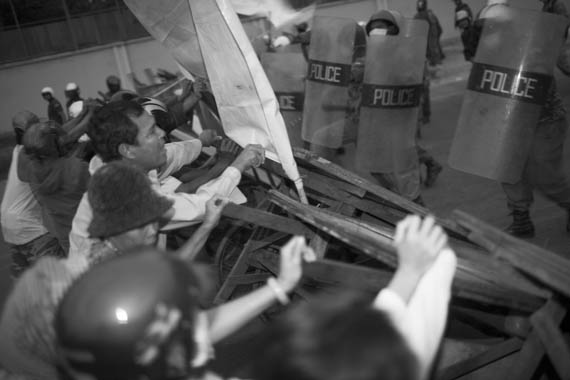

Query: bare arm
[384,215,448,303]
[205,236,315,343]
[176,195,228,262]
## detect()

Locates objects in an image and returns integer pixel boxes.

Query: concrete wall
[0,0,566,135]
[0,37,180,136]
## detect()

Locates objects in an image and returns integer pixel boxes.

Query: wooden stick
[437,338,523,380]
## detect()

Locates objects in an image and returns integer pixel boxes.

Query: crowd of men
[0,0,567,379]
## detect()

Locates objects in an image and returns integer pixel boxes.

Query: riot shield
[449,7,567,183]
[355,19,428,174]
[261,52,307,148]
[302,16,357,149]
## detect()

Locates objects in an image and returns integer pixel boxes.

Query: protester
[67,99,265,264]
[54,232,315,380]
[0,111,63,277]
[64,82,83,118]
[41,87,66,126]
[0,162,229,380]
[19,119,91,253]
[254,215,456,380]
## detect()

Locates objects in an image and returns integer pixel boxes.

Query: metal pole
[60,0,79,50]
[7,0,30,57]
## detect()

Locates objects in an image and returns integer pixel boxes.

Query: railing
[0,4,148,65]
[0,0,349,65]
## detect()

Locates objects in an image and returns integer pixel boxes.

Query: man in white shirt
[67,99,264,265]
[1,111,62,277]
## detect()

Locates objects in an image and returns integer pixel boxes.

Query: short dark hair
[12,111,39,145]
[23,121,65,161]
[254,292,419,380]
[88,100,144,163]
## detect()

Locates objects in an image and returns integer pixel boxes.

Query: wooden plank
[270,191,545,312]
[506,299,567,380]
[293,148,470,238]
[299,166,367,198]
[249,232,292,253]
[223,273,271,286]
[214,200,274,304]
[222,203,308,236]
[249,250,394,292]
[530,302,570,380]
[437,338,523,380]
[294,148,426,214]
[269,190,398,266]
[452,306,531,338]
[454,210,570,299]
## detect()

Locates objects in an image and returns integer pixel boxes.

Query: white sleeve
[374,249,456,380]
[164,166,244,225]
[403,249,456,380]
[159,140,203,179]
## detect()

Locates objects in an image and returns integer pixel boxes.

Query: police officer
[365,10,443,196]
[469,0,570,237]
[40,87,66,126]
[64,82,83,119]
[453,0,476,61]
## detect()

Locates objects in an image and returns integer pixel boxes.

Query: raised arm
[383,215,448,303]
[176,195,229,262]
[205,236,316,343]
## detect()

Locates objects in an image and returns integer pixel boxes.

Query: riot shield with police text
[262,52,307,149]
[355,19,428,174]
[449,7,567,183]
[302,16,357,149]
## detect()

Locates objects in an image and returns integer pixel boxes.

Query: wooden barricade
[212,148,569,380]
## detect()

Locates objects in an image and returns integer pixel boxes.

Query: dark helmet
[139,97,178,135]
[417,0,427,11]
[55,248,203,380]
[365,10,402,36]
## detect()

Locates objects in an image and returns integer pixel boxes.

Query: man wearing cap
[64,82,83,119]
[67,100,265,265]
[0,111,62,277]
[41,87,66,126]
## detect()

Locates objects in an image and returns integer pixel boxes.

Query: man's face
[107,83,121,94]
[42,93,52,102]
[113,221,160,249]
[126,112,167,171]
[65,90,78,99]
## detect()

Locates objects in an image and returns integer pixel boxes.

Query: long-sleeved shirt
[67,139,245,267]
[374,248,457,380]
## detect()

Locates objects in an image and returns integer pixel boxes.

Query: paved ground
[1,40,570,376]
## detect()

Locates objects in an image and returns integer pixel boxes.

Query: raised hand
[393,215,448,276]
[276,236,316,293]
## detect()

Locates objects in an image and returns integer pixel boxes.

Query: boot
[506,210,535,238]
[424,159,443,188]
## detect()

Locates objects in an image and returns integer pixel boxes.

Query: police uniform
[500,0,570,237]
